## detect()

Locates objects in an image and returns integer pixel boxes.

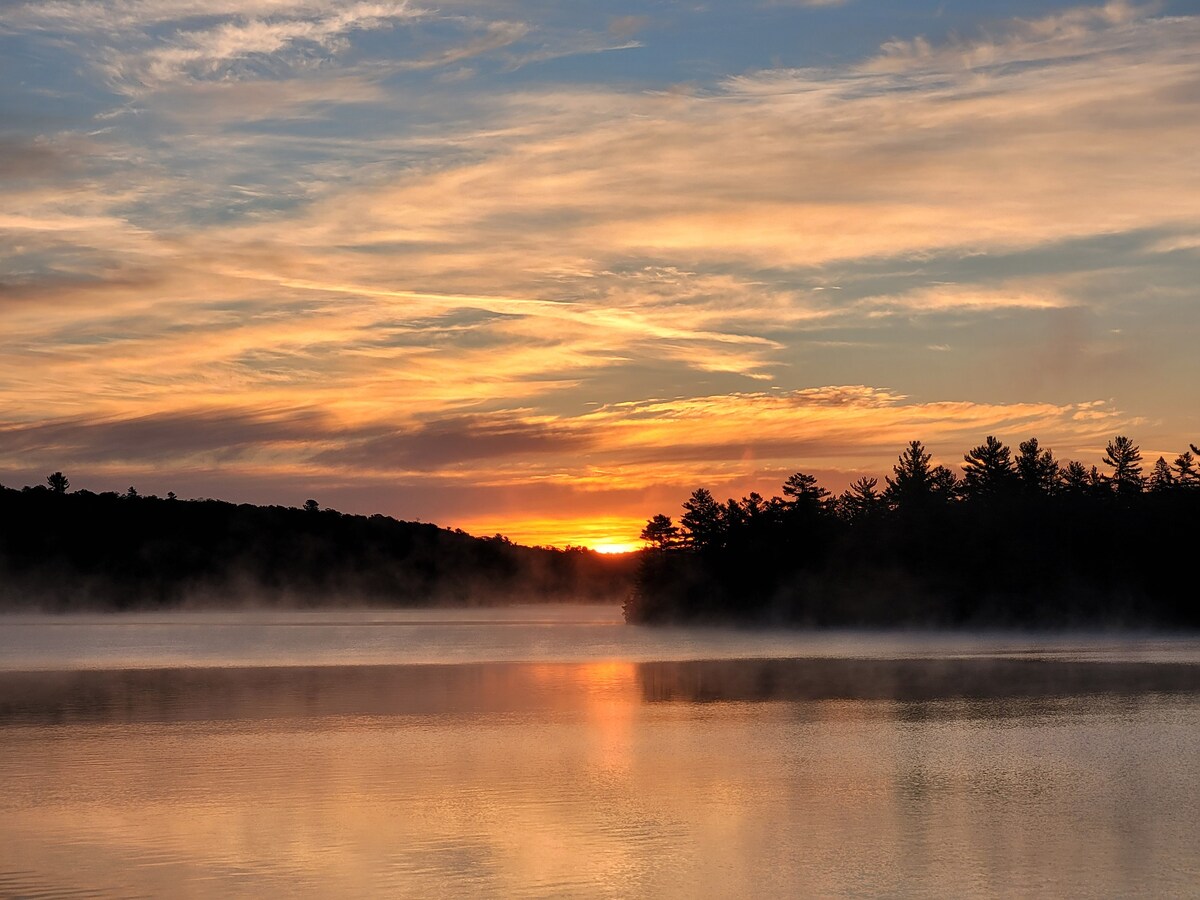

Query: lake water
[2,606,1199,897]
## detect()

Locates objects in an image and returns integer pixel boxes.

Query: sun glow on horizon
[591,541,641,555]
[455,516,646,552]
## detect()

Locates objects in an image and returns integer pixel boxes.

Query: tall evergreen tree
[837,476,884,522]
[723,498,747,531]
[640,514,680,550]
[885,440,935,509]
[1016,438,1059,495]
[1060,460,1091,494]
[740,492,768,519]
[1149,457,1175,492]
[1175,450,1198,487]
[782,471,830,517]
[961,435,1016,498]
[680,488,724,550]
[1102,435,1144,496]
[931,465,959,500]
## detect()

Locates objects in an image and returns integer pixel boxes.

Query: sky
[2,0,1198,550]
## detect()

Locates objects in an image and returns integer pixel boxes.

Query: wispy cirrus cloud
[117,3,426,90]
[863,0,1156,73]
[6,0,635,99]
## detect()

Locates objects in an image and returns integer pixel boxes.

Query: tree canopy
[630,433,1199,628]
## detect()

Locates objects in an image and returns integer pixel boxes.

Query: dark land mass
[626,435,1200,629]
[0,483,635,610]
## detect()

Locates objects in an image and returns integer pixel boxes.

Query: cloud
[573,389,1130,474]
[863,0,1156,74]
[0,386,1133,481]
[1145,232,1200,255]
[0,407,331,463]
[319,413,593,470]
[854,283,1074,314]
[182,4,1193,300]
[147,75,389,122]
[5,1,375,32]
[2,1,1197,544]
[397,19,531,71]
[8,0,638,100]
[101,2,425,91]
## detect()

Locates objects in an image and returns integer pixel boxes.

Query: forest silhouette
[0,482,633,610]
[3,432,1197,624]
[627,435,1200,627]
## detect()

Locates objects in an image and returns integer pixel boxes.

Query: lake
[2,606,1198,897]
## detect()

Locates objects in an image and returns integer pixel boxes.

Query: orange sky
[2,1,1198,548]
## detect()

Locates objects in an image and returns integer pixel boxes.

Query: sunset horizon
[4,0,1198,549]
[5,3,1200,891]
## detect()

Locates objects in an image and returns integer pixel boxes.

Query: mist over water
[4,604,1200,670]
[2,606,1199,897]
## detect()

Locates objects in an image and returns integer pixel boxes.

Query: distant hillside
[0,483,636,611]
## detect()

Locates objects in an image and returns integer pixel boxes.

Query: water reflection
[3,657,1198,726]
[636,656,1200,703]
[3,655,1199,897]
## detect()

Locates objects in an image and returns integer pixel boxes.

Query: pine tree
[1016,438,1059,495]
[740,492,768,519]
[781,471,830,516]
[961,436,1017,498]
[885,440,935,508]
[838,476,883,522]
[1102,435,1143,496]
[1174,450,1198,487]
[1149,457,1175,492]
[1060,460,1091,494]
[640,514,680,550]
[680,488,724,549]
[931,465,959,500]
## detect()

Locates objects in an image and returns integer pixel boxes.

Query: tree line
[627,435,1200,627]
[0,478,634,610]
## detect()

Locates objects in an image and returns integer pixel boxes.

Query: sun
[591,541,641,555]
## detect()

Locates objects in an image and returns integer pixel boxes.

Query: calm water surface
[2,606,1198,897]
